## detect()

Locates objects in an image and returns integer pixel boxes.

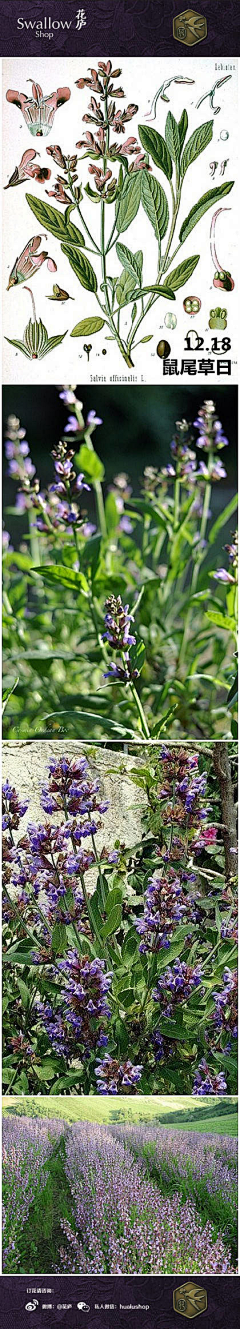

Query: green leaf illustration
[138,124,172,180]
[178,109,188,154]
[26,193,85,246]
[116,270,137,306]
[63,219,85,246]
[70,317,105,336]
[26,193,67,239]
[163,254,200,290]
[84,182,101,203]
[179,180,234,244]
[61,243,97,292]
[116,242,143,285]
[42,332,67,356]
[116,173,142,233]
[165,112,181,164]
[4,337,30,357]
[133,284,175,302]
[181,120,213,178]
[141,172,169,242]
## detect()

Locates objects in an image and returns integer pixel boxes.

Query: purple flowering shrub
[3,391,237,741]
[57,1122,236,1273]
[2,1115,63,1271]
[2,745,237,1095]
[2,1115,237,1274]
[109,1122,238,1266]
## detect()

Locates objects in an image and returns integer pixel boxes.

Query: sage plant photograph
[2,1094,238,1274]
[2,384,237,740]
[2,740,237,1097]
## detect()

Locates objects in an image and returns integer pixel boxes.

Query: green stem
[67,169,101,254]
[130,683,150,739]
[96,93,134,368]
[28,508,40,567]
[178,463,213,669]
[127,182,181,356]
[173,477,180,531]
[94,479,107,539]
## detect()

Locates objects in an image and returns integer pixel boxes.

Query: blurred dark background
[2,385,237,546]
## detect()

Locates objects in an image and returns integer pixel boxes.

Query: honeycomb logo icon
[173,1283,207,1318]
[173,10,207,45]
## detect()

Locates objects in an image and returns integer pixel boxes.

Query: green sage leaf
[116,269,137,306]
[102,904,122,938]
[132,283,175,302]
[206,611,235,632]
[163,254,200,290]
[178,109,188,154]
[165,112,180,164]
[181,120,213,178]
[61,243,97,292]
[138,124,172,180]
[141,172,169,241]
[33,565,89,594]
[116,173,142,233]
[64,219,85,245]
[116,242,143,284]
[70,317,105,336]
[179,180,234,244]
[208,494,238,545]
[75,443,105,482]
[26,192,67,239]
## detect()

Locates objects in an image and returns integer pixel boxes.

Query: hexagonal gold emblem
[173,1284,207,1318]
[173,10,207,45]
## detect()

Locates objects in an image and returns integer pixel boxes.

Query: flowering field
[2,1116,237,1274]
[2,743,237,1095]
[3,387,237,740]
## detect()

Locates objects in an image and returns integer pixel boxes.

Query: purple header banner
[0,1277,240,1329]
[0,0,240,56]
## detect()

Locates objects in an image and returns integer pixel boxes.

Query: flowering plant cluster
[2,1114,237,1275]
[11,61,234,368]
[2,744,237,1095]
[2,390,237,740]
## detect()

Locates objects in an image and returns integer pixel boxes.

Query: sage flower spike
[7,236,57,289]
[6,82,70,136]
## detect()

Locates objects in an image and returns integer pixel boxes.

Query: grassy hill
[2,1094,237,1135]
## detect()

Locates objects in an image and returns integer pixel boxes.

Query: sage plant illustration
[24,61,234,367]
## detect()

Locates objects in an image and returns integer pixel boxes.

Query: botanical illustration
[2,743,237,1097]
[2,1096,238,1274]
[3,59,235,375]
[3,388,237,740]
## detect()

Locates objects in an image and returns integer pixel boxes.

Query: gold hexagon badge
[173,1284,207,1319]
[173,10,207,45]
